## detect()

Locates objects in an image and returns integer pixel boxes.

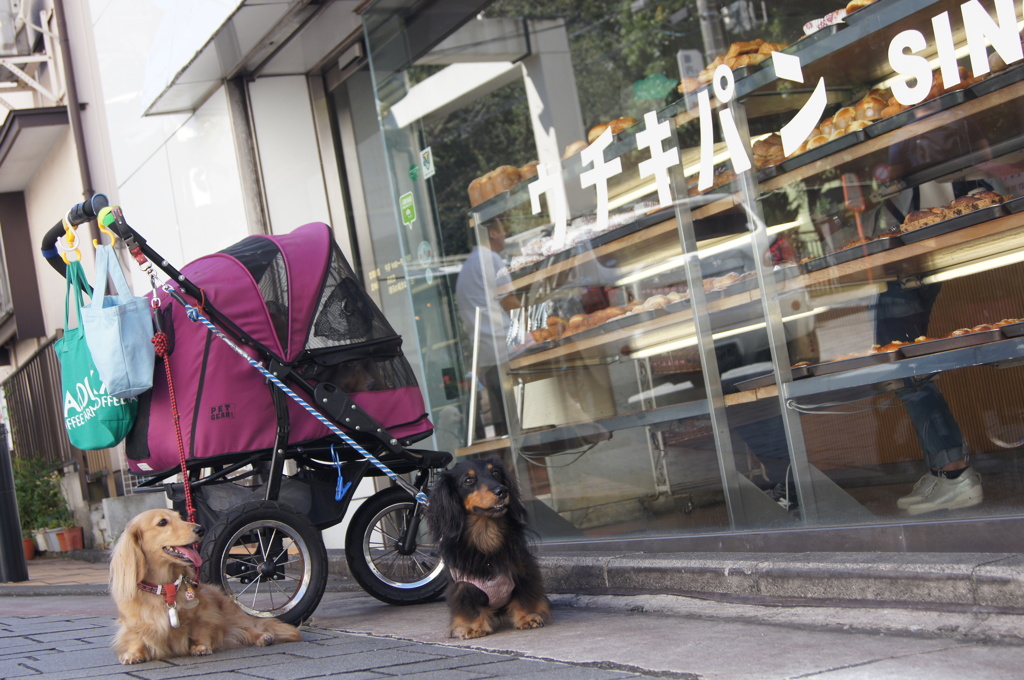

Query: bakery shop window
[363,0,1024,546]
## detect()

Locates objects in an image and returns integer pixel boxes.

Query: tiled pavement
[0,614,663,680]
[5,556,1024,679]
[0,558,664,679]
[6,557,108,590]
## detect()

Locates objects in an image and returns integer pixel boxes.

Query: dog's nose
[494,486,508,499]
[193,525,205,539]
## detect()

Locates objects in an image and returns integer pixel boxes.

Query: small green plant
[12,457,72,537]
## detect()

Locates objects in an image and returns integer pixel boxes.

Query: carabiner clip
[94,206,119,248]
[57,214,81,264]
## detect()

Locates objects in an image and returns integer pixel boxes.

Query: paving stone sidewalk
[0,614,669,680]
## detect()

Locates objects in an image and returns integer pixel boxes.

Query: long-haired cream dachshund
[109,508,301,664]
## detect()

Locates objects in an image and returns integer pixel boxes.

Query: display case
[460,0,1024,532]
[365,0,1024,544]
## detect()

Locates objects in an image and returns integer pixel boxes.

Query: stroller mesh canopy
[126,223,433,475]
[222,236,290,349]
[306,243,397,350]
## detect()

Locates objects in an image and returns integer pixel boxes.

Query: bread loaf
[566,314,588,335]
[489,166,520,194]
[832,106,857,131]
[468,177,488,207]
[902,208,946,231]
[587,124,609,143]
[856,95,886,121]
[678,77,701,93]
[609,117,638,134]
[880,103,904,118]
[807,134,829,150]
[845,0,876,13]
[563,140,588,159]
[519,160,539,180]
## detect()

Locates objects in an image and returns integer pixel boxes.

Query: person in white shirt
[456,219,519,438]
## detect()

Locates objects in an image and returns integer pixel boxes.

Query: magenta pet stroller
[42,195,452,625]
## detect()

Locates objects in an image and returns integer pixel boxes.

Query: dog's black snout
[494,485,508,499]
[193,525,205,539]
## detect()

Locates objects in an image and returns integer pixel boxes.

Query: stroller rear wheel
[200,499,327,626]
[345,486,446,605]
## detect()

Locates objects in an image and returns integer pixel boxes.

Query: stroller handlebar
[40,193,111,280]
[67,193,110,226]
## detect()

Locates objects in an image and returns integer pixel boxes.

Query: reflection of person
[871,117,985,515]
[721,361,798,510]
[874,283,980,514]
[455,219,518,439]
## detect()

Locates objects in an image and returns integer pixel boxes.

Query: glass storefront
[357,0,1024,549]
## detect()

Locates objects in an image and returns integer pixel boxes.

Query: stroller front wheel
[200,499,327,626]
[345,486,446,605]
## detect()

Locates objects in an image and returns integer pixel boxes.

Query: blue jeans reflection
[875,282,965,468]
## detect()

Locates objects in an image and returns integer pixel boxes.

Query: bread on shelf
[467,161,541,206]
[587,116,638,143]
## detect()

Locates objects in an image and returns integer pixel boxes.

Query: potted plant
[13,457,72,555]
[13,457,41,557]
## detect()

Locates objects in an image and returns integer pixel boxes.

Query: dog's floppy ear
[109,516,146,603]
[426,470,465,542]
[500,463,529,526]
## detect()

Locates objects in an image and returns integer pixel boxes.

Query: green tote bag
[55,259,138,450]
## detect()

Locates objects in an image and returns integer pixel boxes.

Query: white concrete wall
[248,76,332,234]
[85,0,250,283]
[37,0,356,549]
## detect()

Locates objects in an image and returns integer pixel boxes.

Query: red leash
[152,326,196,524]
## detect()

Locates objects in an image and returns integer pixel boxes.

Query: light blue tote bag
[81,245,155,398]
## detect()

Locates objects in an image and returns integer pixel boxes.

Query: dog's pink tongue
[177,545,203,569]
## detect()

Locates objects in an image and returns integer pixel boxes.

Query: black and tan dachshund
[426,458,550,639]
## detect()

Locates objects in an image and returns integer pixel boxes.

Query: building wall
[47,0,370,546]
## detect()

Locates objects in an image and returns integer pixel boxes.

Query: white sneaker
[896,473,939,509]
[906,468,982,515]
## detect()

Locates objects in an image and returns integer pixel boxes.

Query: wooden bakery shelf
[741,0,959,98]
[517,398,711,455]
[454,437,511,459]
[786,335,1024,400]
[760,78,1024,193]
[501,195,745,295]
[509,286,762,370]
[775,210,1024,291]
[504,69,1024,299]
[670,0,954,127]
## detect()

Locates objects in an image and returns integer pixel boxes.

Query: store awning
[144,0,358,116]
[0,106,68,192]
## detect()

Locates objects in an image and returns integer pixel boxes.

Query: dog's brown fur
[109,508,301,664]
[426,459,550,639]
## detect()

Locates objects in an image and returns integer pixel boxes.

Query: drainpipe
[51,0,96,502]
[52,0,98,243]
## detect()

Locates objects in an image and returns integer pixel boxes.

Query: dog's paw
[255,633,275,647]
[514,612,546,630]
[190,644,213,656]
[119,652,148,665]
[450,623,492,639]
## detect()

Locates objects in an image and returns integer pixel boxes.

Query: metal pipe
[52,0,97,242]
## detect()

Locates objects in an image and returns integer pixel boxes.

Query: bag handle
[64,260,87,330]
[93,244,134,301]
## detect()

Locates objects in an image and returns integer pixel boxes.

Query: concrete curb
[539,552,1024,613]
[6,550,1024,616]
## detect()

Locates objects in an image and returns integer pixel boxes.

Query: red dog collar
[138,576,196,607]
